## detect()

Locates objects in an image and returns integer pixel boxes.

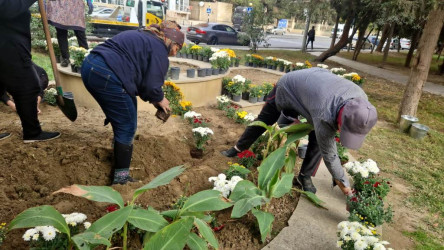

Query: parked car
[351,37,373,50]
[391,38,411,50]
[267,27,286,35]
[186,23,247,45]
[368,35,381,46]
[90,7,116,18]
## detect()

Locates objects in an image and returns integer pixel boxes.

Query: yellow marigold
[352,74,361,81]
[191,45,202,50]
[236,111,247,119]
[220,48,236,58]
[252,54,264,61]
[272,57,277,61]
[180,100,192,110]
[228,81,234,86]
[305,60,312,68]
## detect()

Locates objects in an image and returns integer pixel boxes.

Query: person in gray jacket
[221,67,377,196]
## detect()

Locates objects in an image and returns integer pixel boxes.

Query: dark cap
[161,21,185,49]
[340,98,377,150]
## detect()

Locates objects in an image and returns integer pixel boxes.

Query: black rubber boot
[61,58,70,67]
[295,173,317,194]
[221,146,240,158]
[112,142,137,185]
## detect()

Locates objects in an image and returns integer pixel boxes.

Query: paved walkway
[309,52,444,97]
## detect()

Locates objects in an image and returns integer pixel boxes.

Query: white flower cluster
[23,226,58,242]
[344,159,379,178]
[331,67,346,75]
[68,36,77,42]
[232,74,246,84]
[295,62,305,67]
[209,173,243,198]
[317,63,329,69]
[192,127,214,136]
[51,38,58,44]
[209,50,229,61]
[62,212,87,227]
[337,221,392,250]
[184,111,202,119]
[277,59,292,66]
[46,88,57,96]
[244,113,256,122]
[343,72,359,78]
[216,95,230,103]
[265,56,274,60]
[211,47,220,53]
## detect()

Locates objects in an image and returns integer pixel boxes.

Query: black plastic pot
[242,92,249,100]
[235,61,239,67]
[197,68,206,77]
[187,54,192,59]
[176,52,181,58]
[298,144,308,159]
[206,68,212,76]
[212,68,220,75]
[204,57,209,62]
[268,65,273,69]
[170,67,180,80]
[187,69,195,78]
[244,62,249,66]
[198,55,203,61]
[192,54,198,60]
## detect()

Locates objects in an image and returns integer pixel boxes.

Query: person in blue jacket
[81,21,184,185]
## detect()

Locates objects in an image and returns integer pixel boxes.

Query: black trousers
[235,86,322,177]
[56,27,89,59]
[0,42,42,138]
[306,38,314,50]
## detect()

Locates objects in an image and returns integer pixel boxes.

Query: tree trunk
[371,27,380,54]
[398,6,444,121]
[376,22,390,52]
[397,36,401,52]
[380,23,395,68]
[330,13,340,49]
[405,28,422,67]
[301,8,311,52]
[315,13,355,62]
[353,25,372,60]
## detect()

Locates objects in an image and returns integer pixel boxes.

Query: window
[225,26,235,33]
[126,0,135,7]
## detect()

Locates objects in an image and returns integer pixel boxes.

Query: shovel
[38,0,78,121]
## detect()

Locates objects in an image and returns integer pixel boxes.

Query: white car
[270,27,285,35]
[90,8,115,18]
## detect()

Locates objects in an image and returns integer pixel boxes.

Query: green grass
[404,230,444,250]
[32,51,54,81]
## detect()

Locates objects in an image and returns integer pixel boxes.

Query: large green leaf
[180,190,232,214]
[160,209,179,219]
[248,121,271,132]
[270,173,294,198]
[187,233,208,250]
[280,123,313,134]
[54,185,124,208]
[72,232,111,249]
[231,164,251,176]
[284,124,313,147]
[9,205,70,237]
[229,180,261,202]
[144,217,194,250]
[133,165,185,200]
[194,218,218,249]
[86,205,132,238]
[284,147,297,173]
[267,169,280,195]
[231,196,268,218]
[252,209,274,243]
[128,207,169,232]
[293,188,328,210]
[258,147,286,190]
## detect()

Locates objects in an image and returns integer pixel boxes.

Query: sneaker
[295,174,317,194]
[221,147,239,158]
[0,132,11,141]
[61,59,70,67]
[112,176,139,185]
[23,131,61,143]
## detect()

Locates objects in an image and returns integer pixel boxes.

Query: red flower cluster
[237,150,256,159]
[335,137,340,143]
[212,224,225,232]
[193,117,202,124]
[373,182,381,188]
[106,204,119,213]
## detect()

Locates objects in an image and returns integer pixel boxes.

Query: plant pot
[272,65,277,70]
[76,66,82,73]
[204,56,209,62]
[186,69,195,78]
[198,55,203,61]
[263,64,268,68]
[399,115,419,133]
[279,66,285,72]
[230,60,234,67]
[212,68,219,75]
[220,68,228,74]
[253,63,258,68]
[192,54,198,60]
[187,54,193,59]
[170,67,180,80]
[71,64,77,73]
[232,94,241,102]
[249,62,253,67]
[298,144,308,159]
[248,96,257,103]
[197,68,206,77]
[242,92,250,100]
[268,65,273,69]
[206,68,212,76]
[190,148,204,159]
[181,53,187,58]
[235,61,239,67]
[257,96,264,102]
[176,52,181,58]
[285,67,291,73]
[56,56,61,63]
[222,88,229,96]
[409,123,429,139]
[244,62,249,66]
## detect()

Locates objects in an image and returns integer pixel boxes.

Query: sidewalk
[309,52,444,97]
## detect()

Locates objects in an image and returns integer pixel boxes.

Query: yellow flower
[252,54,264,60]
[228,161,232,165]
[305,60,312,68]
[191,45,202,50]
[371,230,377,235]
[236,111,247,119]
[180,100,192,110]
[352,75,361,81]
[172,114,177,117]
[228,81,234,86]
[220,48,236,58]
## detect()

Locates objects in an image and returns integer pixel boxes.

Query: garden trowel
[38,0,78,121]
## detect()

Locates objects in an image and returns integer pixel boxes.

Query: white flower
[230,176,243,183]
[216,95,230,103]
[51,38,58,44]
[32,233,39,241]
[359,169,369,178]
[283,60,292,66]
[84,222,91,229]
[296,62,304,67]
[373,243,386,250]
[208,176,218,182]
[217,173,226,181]
[363,236,379,245]
[244,113,256,122]
[232,75,246,84]
[192,127,214,136]
[354,240,368,250]
[210,47,220,53]
[340,228,351,239]
[336,240,343,248]
[41,226,57,241]
[317,63,329,69]
[23,228,38,241]
[350,232,362,241]
[337,221,349,230]
[363,159,379,174]
[184,111,201,119]
[209,50,229,61]
[380,241,390,245]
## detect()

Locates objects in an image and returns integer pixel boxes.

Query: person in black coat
[306,26,315,50]
[0,0,60,142]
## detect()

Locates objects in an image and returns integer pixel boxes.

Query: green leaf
[229,180,261,202]
[284,148,297,173]
[72,232,111,249]
[280,123,313,134]
[86,205,132,238]
[187,233,208,250]
[248,121,271,132]
[267,170,280,195]
[284,124,313,147]
[9,205,70,237]
[128,207,169,232]
[232,165,251,175]
[180,190,232,214]
[161,209,179,219]
[252,209,274,243]
[144,217,194,250]
[133,165,185,200]
[194,218,218,249]
[293,189,328,210]
[54,185,124,208]
[258,147,286,190]
[271,173,294,198]
[161,210,208,221]
[231,196,268,218]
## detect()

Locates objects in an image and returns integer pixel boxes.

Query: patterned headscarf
[144,20,184,51]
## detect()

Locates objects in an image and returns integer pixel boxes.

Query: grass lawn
[337,51,444,86]
[235,49,444,247]
[32,50,54,81]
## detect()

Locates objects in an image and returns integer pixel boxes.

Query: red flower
[193,118,199,123]
[335,137,340,143]
[350,197,358,202]
[106,204,119,213]
[212,224,225,232]
[237,150,256,159]
[364,181,370,185]
[373,182,381,188]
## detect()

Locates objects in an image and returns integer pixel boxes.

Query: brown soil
[228,69,282,85]
[0,102,298,249]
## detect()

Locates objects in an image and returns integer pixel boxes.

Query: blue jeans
[81,54,137,145]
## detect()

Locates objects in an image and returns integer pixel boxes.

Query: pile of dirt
[0,103,299,249]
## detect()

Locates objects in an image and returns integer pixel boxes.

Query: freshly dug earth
[0,102,299,249]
